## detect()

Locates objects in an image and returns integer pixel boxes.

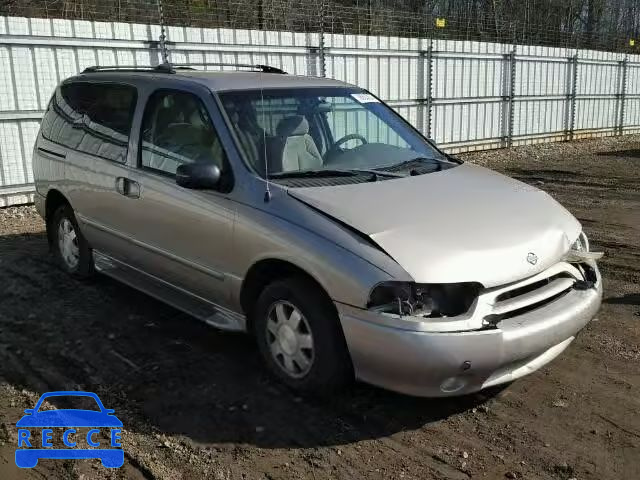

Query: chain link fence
[2,0,640,53]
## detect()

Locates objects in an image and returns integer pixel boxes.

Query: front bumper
[34,192,46,219]
[338,267,602,397]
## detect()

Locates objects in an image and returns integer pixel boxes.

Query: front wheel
[253,276,353,393]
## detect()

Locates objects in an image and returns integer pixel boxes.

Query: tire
[50,204,94,278]
[253,276,353,393]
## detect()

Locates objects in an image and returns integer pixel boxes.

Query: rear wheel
[50,204,94,278]
[253,276,353,393]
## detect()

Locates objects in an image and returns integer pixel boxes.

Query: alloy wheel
[265,300,315,379]
[57,217,80,270]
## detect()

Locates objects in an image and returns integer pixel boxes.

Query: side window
[41,86,87,150]
[140,90,227,177]
[41,82,136,163]
[39,96,57,142]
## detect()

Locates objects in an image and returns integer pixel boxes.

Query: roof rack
[172,63,287,74]
[82,63,287,75]
[82,64,175,74]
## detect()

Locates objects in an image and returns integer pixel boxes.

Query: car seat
[268,116,323,173]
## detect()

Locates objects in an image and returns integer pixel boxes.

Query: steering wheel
[154,122,192,143]
[155,123,212,162]
[328,134,368,156]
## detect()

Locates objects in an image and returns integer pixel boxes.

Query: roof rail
[82,63,175,74]
[82,63,287,75]
[171,63,287,74]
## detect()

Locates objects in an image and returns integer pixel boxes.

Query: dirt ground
[0,135,639,480]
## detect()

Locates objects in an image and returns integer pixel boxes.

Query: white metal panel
[624,98,640,128]
[513,99,566,136]
[626,65,640,95]
[11,46,38,110]
[34,48,58,107]
[577,62,619,95]
[575,98,618,130]
[0,46,16,111]
[515,59,569,96]
[0,122,26,186]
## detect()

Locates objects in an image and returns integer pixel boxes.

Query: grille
[483,263,584,324]
[494,272,574,303]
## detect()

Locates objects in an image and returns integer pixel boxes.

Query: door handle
[115,177,140,199]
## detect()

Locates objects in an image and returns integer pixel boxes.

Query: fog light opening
[440,376,468,393]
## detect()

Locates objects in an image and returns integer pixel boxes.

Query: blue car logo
[15,391,123,468]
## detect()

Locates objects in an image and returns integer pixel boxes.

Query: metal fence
[1,14,640,206]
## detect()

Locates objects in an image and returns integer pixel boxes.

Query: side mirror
[176,163,221,189]
[24,409,34,415]
[104,409,115,414]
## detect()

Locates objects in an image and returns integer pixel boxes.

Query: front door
[119,88,236,310]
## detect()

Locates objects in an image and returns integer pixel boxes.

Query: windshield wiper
[348,168,405,178]
[270,168,404,180]
[375,157,444,173]
[270,169,362,179]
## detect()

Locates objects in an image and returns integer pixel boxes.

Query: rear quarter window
[41,82,137,163]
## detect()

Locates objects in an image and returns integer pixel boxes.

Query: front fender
[228,193,412,309]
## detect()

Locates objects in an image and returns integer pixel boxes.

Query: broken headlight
[567,231,602,285]
[566,232,603,262]
[367,282,481,317]
[571,231,589,252]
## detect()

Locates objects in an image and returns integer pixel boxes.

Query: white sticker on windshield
[351,93,379,104]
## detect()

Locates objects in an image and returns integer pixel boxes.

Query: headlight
[367,282,481,317]
[566,231,603,262]
[571,231,589,252]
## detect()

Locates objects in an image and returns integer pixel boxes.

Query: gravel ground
[0,135,639,480]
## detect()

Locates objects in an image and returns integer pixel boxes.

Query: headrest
[223,102,240,123]
[276,115,309,137]
[164,123,204,143]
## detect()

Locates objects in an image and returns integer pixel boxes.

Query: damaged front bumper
[337,262,603,397]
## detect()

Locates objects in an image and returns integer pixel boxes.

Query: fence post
[416,49,425,134]
[425,43,433,139]
[416,42,433,138]
[617,56,628,135]
[507,49,516,147]
[567,54,578,141]
[318,0,327,77]
[306,45,321,77]
[501,48,516,147]
[156,0,169,64]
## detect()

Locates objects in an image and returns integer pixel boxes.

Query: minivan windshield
[219,87,450,179]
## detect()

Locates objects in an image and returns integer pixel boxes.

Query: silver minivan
[33,64,602,397]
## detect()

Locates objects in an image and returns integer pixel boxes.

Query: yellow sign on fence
[436,18,446,28]
[630,39,636,47]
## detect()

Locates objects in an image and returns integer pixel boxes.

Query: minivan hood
[288,163,581,287]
